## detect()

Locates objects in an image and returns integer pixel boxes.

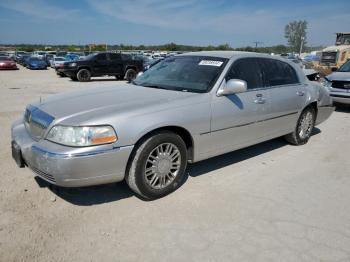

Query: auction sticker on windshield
[198,60,223,67]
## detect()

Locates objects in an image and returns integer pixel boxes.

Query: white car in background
[50,56,66,68]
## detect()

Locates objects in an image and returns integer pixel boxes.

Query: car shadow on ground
[335,104,350,113]
[35,128,321,205]
[187,128,321,178]
[69,78,125,82]
[35,178,134,206]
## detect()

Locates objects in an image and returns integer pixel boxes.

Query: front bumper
[0,65,18,70]
[11,120,134,187]
[28,65,47,70]
[330,92,350,105]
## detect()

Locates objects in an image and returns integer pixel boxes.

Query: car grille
[24,105,54,140]
[29,165,56,183]
[321,51,337,64]
[331,81,350,89]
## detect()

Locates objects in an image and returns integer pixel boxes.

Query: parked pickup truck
[58,52,143,82]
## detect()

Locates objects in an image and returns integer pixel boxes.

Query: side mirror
[217,79,247,96]
[137,71,143,78]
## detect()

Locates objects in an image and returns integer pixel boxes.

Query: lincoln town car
[11,51,334,199]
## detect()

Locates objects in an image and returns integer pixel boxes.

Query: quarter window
[226,58,263,90]
[259,59,299,86]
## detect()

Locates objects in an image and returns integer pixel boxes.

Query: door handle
[254,98,266,104]
[296,91,305,96]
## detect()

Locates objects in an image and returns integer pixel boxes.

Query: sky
[0,0,349,47]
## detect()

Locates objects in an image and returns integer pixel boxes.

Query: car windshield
[133,56,228,93]
[338,60,350,72]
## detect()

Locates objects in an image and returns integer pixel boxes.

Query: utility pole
[253,41,263,50]
[299,36,305,56]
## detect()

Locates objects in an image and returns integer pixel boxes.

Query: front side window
[110,53,121,61]
[226,58,263,90]
[259,58,299,86]
[134,56,228,93]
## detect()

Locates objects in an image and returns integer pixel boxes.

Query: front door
[207,58,272,156]
[93,53,109,75]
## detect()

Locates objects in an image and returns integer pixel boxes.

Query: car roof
[179,51,280,60]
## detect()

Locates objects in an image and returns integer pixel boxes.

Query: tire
[284,106,316,145]
[77,69,91,82]
[126,131,188,200]
[125,68,137,83]
[70,76,78,81]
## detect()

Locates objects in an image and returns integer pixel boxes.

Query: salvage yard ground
[1,66,350,262]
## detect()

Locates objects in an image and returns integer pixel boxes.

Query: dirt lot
[1,66,350,262]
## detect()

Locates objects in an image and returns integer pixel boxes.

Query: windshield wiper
[142,84,169,90]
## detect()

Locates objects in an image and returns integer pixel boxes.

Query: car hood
[0,60,13,64]
[326,72,350,82]
[33,83,199,124]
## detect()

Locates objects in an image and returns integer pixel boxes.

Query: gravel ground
[1,66,350,262]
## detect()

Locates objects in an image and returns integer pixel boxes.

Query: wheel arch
[303,101,318,117]
[126,125,195,171]
[124,65,137,73]
[77,66,92,73]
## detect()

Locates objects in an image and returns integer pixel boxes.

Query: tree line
[3,20,318,54]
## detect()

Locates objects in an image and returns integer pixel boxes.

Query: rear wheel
[77,69,91,82]
[125,69,137,83]
[285,107,316,145]
[126,132,188,200]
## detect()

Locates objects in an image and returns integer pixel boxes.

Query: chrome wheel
[298,111,313,139]
[144,143,181,189]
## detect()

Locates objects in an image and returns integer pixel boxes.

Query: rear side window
[226,58,263,90]
[96,53,107,61]
[259,58,299,86]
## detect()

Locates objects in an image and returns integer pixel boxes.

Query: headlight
[46,125,117,147]
[69,62,77,67]
[321,78,332,89]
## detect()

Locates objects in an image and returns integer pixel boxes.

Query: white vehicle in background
[152,53,163,60]
[32,51,47,59]
[50,56,66,68]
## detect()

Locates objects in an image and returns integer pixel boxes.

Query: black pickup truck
[58,52,143,82]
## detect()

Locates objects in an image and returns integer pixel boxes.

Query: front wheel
[285,107,316,145]
[126,132,188,200]
[77,69,91,82]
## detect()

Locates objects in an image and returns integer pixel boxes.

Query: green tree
[284,20,307,53]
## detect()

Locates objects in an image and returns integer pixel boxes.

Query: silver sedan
[11,51,334,199]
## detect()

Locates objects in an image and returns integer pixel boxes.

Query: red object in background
[0,59,18,70]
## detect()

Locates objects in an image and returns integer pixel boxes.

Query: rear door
[209,58,272,155]
[108,53,123,75]
[92,53,109,74]
[259,58,306,135]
